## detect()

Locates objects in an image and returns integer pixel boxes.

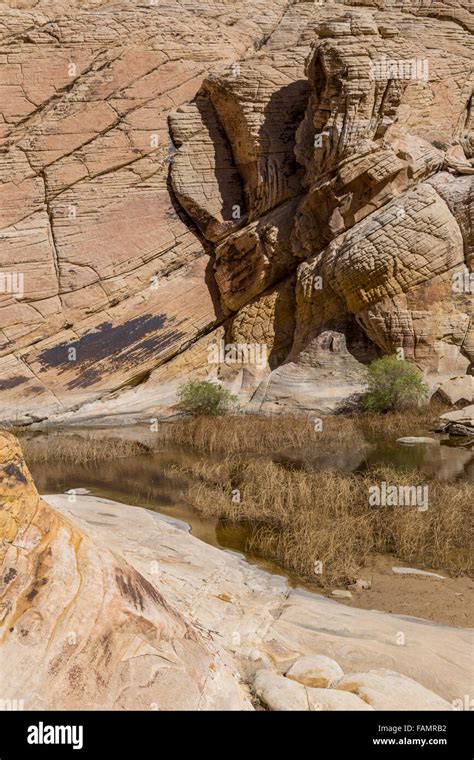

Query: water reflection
[22,426,472,560]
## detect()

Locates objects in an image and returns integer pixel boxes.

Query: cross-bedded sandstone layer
[0,1,472,423]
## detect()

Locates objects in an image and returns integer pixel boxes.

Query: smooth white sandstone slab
[43,494,472,709]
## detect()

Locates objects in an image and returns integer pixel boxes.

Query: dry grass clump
[160,415,324,454]
[160,403,449,455]
[353,401,449,439]
[20,434,149,465]
[172,456,472,585]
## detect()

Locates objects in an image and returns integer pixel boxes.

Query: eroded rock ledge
[1,433,471,710]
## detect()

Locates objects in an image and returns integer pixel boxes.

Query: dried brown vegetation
[171,456,472,586]
[160,404,450,455]
[20,434,148,465]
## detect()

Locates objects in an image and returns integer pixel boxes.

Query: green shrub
[177,380,237,416]
[361,355,428,413]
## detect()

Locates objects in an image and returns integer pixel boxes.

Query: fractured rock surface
[0,0,473,422]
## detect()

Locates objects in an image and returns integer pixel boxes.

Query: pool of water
[22,425,473,571]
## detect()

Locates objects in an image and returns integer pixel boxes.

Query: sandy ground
[319,555,473,628]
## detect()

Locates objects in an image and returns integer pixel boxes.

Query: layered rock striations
[0,1,472,422]
[0,431,251,709]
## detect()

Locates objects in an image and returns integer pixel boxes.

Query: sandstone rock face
[253,671,309,711]
[0,1,473,422]
[440,404,474,436]
[0,431,251,709]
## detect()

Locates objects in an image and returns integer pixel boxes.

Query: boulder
[253,671,309,711]
[440,405,474,436]
[331,589,353,600]
[435,376,474,406]
[286,655,344,688]
[348,579,372,591]
[396,437,438,445]
[335,669,453,711]
[307,688,373,712]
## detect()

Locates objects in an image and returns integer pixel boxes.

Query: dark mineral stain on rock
[25,385,45,396]
[3,567,17,584]
[115,567,146,611]
[4,463,27,484]
[35,314,187,389]
[115,566,171,613]
[68,665,84,689]
[0,375,29,390]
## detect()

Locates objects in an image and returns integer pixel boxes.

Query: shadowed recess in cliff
[35,314,188,389]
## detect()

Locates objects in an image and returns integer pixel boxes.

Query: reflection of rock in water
[271,438,371,474]
[358,441,474,483]
[434,443,474,481]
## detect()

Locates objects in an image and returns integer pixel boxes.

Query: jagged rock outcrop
[168,0,473,415]
[0,431,252,709]
[0,0,472,423]
[439,404,474,437]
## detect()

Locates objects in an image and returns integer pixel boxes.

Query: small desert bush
[172,456,472,585]
[361,355,428,412]
[176,380,237,416]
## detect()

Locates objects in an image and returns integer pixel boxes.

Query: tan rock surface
[41,492,472,709]
[286,654,344,688]
[0,0,472,422]
[335,669,452,711]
